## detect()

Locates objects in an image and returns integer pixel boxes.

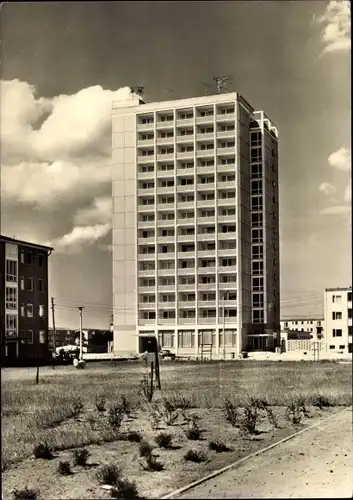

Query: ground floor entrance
[139,336,157,353]
[247,335,275,351]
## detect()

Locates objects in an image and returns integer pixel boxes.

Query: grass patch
[209,438,231,452]
[12,487,39,500]
[96,464,122,485]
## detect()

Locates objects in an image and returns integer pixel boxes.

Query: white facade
[112,92,280,357]
[4,243,19,358]
[324,287,352,354]
[280,319,324,337]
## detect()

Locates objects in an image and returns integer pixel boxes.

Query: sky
[0,0,351,329]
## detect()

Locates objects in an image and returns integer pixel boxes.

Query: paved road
[177,409,353,499]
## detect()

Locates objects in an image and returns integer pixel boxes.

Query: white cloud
[48,223,111,253]
[318,182,337,196]
[320,205,350,215]
[318,0,351,54]
[74,196,112,225]
[328,147,351,171]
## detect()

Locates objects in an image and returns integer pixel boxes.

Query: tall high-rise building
[112,91,279,358]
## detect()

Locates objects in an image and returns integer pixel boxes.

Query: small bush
[224,399,239,427]
[108,404,125,430]
[126,431,142,443]
[139,440,153,459]
[138,374,154,403]
[155,432,173,449]
[72,448,89,466]
[285,403,303,425]
[141,455,164,472]
[240,406,259,434]
[265,406,279,428]
[95,396,106,413]
[185,416,202,440]
[184,449,208,463]
[120,395,131,416]
[312,393,332,409]
[12,488,39,500]
[57,460,72,475]
[96,464,122,486]
[72,399,84,417]
[209,439,230,452]
[111,478,142,499]
[33,442,52,460]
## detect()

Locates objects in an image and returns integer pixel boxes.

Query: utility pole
[51,297,56,369]
[78,307,84,360]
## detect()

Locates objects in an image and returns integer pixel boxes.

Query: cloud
[320,205,350,215]
[328,147,351,172]
[318,182,337,196]
[48,223,112,253]
[74,196,112,225]
[317,0,351,54]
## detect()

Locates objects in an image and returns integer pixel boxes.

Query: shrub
[95,396,106,413]
[12,488,39,500]
[155,432,173,449]
[111,478,142,499]
[285,403,303,425]
[141,455,164,472]
[167,394,193,410]
[120,395,131,416]
[57,461,72,475]
[224,398,239,427]
[72,399,84,417]
[33,442,52,460]
[96,464,122,486]
[312,393,332,409]
[138,374,154,403]
[72,448,89,467]
[126,431,142,443]
[240,405,259,434]
[208,439,230,452]
[108,404,125,430]
[185,417,202,440]
[184,449,208,463]
[139,441,153,459]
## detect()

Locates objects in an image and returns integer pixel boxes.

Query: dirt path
[175,408,353,499]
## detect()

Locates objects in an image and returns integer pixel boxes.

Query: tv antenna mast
[165,88,175,97]
[201,82,212,96]
[213,76,232,94]
[130,85,145,97]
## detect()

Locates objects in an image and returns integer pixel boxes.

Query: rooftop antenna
[130,85,145,98]
[165,88,175,98]
[213,76,232,94]
[201,82,212,96]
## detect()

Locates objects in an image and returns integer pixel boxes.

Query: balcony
[177,251,195,259]
[137,154,155,164]
[197,316,217,324]
[137,170,155,180]
[198,216,215,225]
[158,268,175,276]
[137,122,154,131]
[138,204,155,213]
[198,283,216,290]
[137,253,155,261]
[196,199,215,208]
[158,318,176,325]
[198,266,216,274]
[217,147,236,156]
[176,218,195,226]
[198,300,217,308]
[177,134,195,143]
[157,219,175,227]
[196,149,215,159]
[138,187,154,196]
[157,136,174,146]
[218,230,236,239]
[157,235,175,244]
[196,115,214,125]
[216,112,235,122]
[218,265,237,273]
[158,302,176,310]
[156,120,174,130]
[138,269,155,277]
[177,184,195,193]
[178,301,196,308]
[196,133,214,142]
[137,220,155,229]
[197,182,215,191]
[218,248,236,257]
[157,153,174,162]
[176,118,194,127]
[178,267,196,275]
[217,130,235,139]
[137,138,154,147]
[138,318,156,325]
[138,237,155,245]
[178,234,195,242]
[177,151,194,160]
[221,300,237,307]
[157,186,175,195]
[139,302,156,310]
[177,283,195,291]
[158,252,175,260]
[177,201,194,210]
[218,281,237,290]
[196,165,215,175]
[157,202,174,211]
[138,286,155,293]
[176,166,194,176]
[157,169,175,178]
[157,284,175,292]
[197,233,216,241]
[217,163,236,173]
[176,317,196,324]
[218,197,236,206]
[197,249,216,258]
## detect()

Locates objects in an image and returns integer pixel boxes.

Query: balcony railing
[157,284,176,292]
[157,153,174,162]
[157,170,175,178]
[176,135,195,143]
[218,265,237,273]
[137,122,154,131]
[216,112,235,121]
[138,237,155,245]
[138,171,155,180]
[137,187,154,196]
[158,268,175,276]
[196,115,214,125]
[218,248,236,257]
[157,186,175,194]
[196,133,214,142]
[217,130,235,139]
[137,155,155,164]
[138,253,155,261]
[218,197,236,206]
[139,302,156,310]
[196,165,215,175]
[138,286,156,293]
[177,184,195,193]
[218,232,237,240]
[177,218,195,226]
[138,269,155,277]
[138,204,155,212]
[217,163,236,173]
[177,283,195,291]
[157,219,175,227]
[196,199,215,208]
[156,137,174,146]
[158,252,175,260]
[218,281,237,290]
[217,147,236,156]
[178,267,196,275]
[177,251,195,259]
[176,118,194,127]
[197,233,216,241]
[196,149,214,158]
[197,249,216,258]
[177,151,194,160]
[137,139,154,147]
[197,182,215,191]
[198,216,215,225]
[218,214,236,223]
[178,234,195,242]
[177,166,194,176]
[198,300,217,308]
[198,283,216,290]
[157,318,176,325]
[177,201,194,210]
[156,202,175,210]
[157,235,175,244]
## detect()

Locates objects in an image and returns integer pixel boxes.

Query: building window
[332,312,342,320]
[27,304,34,318]
[252,245,263,259]
[252,261,263,275]
[27,330,34,344]
[252,229,263,243]
[20,250,25,264]
[20,304,25,317]
[332,295,342,303]
[5,287,17,310]
[253,309,264,323]
[251,212,263,227]
[27,252,33,264]
[20,277,24,290]
[178,330,194,348]
[332,329,342,337]
[158,331,174,348]
[252,277,264,291]
[38,279,44,292]
[250,147,262,162]
[349,309,352,319]
[38,254,44,267]
[251,164,262,179]
[39,305,45,318]
[253,293,264,308]
[6,314,17,334]
[5,260,17,283]
[39,331,45,344]
[348,292,352,302]
[329,345,335,349]
[26,277,33,291]
[251,196,263,210]
[251,180,263,195]
[339,345,346,350]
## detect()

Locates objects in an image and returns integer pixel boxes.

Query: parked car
[160,349,176,360]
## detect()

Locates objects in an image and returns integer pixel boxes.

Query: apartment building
[0,235,53,365]
[112,91,280,357]
[280,319,324,338]
[324,286,352,354]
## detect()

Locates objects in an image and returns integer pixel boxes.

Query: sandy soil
[176,408,353,499]
[2,406,348,500]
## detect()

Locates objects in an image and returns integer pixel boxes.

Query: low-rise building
[280,319,324,338]
[48,328,112,353]
[324,286,352,354]
[0,235,53,365]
